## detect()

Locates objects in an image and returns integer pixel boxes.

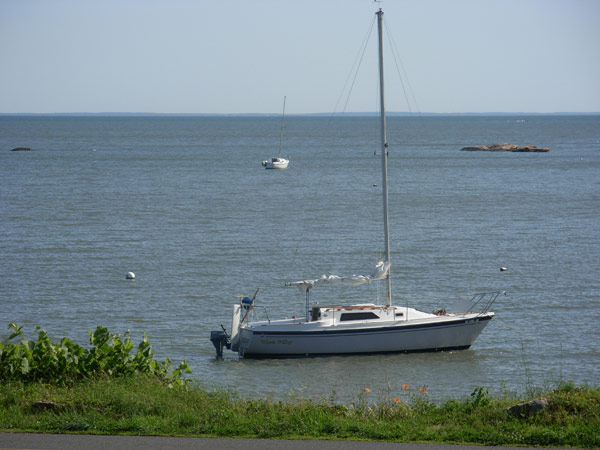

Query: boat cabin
[310,304,404,323]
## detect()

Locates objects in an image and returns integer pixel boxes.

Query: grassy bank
[1,377,598,447]
[1,324,598,447]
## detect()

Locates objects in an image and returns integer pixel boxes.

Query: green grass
[2,324,598,447]
[0,377,598,447]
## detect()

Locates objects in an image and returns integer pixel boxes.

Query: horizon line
[1,111,599,117]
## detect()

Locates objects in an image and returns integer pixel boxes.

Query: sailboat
[262,96,289,169]
[211,9,501,358]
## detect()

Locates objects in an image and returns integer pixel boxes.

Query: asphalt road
[0,434,570,450]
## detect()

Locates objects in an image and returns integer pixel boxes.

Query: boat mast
[377,9,392,307]
[278,96,286,158]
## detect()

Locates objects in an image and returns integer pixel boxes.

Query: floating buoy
[126,272,135,280]
[500,267,507,272]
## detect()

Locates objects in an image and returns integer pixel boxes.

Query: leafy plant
[0,323,190,386]
[466,386,491,411]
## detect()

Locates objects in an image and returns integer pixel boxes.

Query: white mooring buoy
[126,272,136,280]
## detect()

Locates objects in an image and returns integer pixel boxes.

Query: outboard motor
[210,292,256,358]
[241,296,252,310]
[210,326,231,359]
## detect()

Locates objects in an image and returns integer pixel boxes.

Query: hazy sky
[1,0,599,114]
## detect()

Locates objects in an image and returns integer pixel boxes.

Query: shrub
[0,323,190,386]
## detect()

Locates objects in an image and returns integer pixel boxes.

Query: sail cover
[287,261,390,293]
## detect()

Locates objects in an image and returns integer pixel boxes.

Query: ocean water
[1,114,599,403]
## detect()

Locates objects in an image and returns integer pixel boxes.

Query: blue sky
[1,0,599,114]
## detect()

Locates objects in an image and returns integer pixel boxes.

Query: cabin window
[395,312,404,317]
[311,307,321,322]
[339,312,380,321]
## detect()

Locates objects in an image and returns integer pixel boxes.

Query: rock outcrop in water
[461,144,549,152]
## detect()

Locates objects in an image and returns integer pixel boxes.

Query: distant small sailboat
[262,96,289,169]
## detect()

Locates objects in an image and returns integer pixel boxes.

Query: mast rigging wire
[383,16,421,114]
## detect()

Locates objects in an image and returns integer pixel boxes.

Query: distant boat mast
[278,96,286,158]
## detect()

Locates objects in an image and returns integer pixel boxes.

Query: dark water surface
[1,114,598,402]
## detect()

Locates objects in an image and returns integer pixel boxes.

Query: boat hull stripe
[244,344,472,359]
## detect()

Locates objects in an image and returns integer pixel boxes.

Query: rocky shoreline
[461,144,549,152]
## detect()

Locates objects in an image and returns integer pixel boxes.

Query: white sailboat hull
[262,157,289,169]
[237,312,493,358]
